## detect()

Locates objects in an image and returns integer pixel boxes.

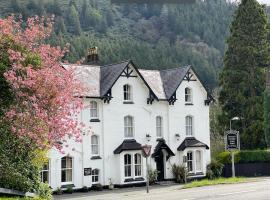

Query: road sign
[225,130,240,151]
[141,145,152,158]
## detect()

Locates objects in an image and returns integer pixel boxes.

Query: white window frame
[124,116,134,138]
[124,154,132,178]
[90,101,98,119]
[134,153,142,177]
[195,150,203,172]
[61,156,73,184]
[92,169,99,184]
[91,135,99,155]
[187,151,194,173]
[156,116,163,138]
[185,87,192,104]
[185,116,193,136]
[40,161,50,184]
[123,84,132,101]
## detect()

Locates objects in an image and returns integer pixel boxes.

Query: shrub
[206,160,224,179]
[66,186,73,194]
[172,164,187,183]
[147,168,158,185]
[37,182,52,200]
[217,150,270,164]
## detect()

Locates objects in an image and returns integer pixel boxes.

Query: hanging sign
[225,130,240,150]
[84,168,92,176]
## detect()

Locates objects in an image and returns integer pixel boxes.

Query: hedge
[217,150,270,164]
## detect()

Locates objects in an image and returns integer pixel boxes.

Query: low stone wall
[223,163,270,177]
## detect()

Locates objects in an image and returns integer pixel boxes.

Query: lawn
[183,177,249,189]
[0,198,43,200]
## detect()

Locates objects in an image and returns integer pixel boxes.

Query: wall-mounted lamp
[175,133,180,141]
[146,134,151,142]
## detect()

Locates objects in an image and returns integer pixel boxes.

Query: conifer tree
[219,0,270,149]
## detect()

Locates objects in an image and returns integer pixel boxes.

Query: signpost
[141,145,152,194]
[225,130,240,178]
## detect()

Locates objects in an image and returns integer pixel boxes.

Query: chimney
[86,46,99,64]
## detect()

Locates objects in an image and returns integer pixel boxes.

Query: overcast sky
[258,0,270,4]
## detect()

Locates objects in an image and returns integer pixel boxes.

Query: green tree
[67,4,82,35]
[219,0,270,149]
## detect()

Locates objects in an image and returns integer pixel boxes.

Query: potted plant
[56,187,62,195]
[108,178,114,190]
[66,186,73,194]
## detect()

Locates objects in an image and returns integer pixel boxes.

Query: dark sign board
[84,168,92,176]
[226,130,239,150]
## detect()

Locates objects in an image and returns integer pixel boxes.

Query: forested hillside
[0,0,237,88]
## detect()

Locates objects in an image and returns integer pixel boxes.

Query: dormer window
[123,84,132,101]
[185,87,192,104]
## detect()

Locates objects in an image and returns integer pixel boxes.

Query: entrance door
[156,152,164,181]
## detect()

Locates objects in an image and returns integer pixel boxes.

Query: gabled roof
[177,137,209,151]
[113,139,142,154]
[100,61,130,96]
[160,66,191,99]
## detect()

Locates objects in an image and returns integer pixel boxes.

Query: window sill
[185,103,193,106]
[124,177,144,182]
[90,119,100,122]
[123,101,134,104]
[61,184,75,188]
[91,156,102,160]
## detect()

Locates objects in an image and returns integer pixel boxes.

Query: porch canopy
[152,139,175,160]
[177,137,209,151]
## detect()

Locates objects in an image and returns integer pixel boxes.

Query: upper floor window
[156,116,163,138]
[123,84,132,101]
[185,116,193,136]
[41,162,49,183]
[92,168,99,183]
[61,156,73,183]
[124,154,132,178]
[124,116,134,138]
[90,101,98,118]
[91,135,99,155]
[185,87,192,103]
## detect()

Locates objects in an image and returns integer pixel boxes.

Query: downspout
[81,98,84,187]
[101,101,106,185]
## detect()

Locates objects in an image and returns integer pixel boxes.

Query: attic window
[123,84,132,101]
[185,87,192,104]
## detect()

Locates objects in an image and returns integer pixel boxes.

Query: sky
[258,0,270,4]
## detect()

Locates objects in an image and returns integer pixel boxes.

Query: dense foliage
[206,160,224,179]
[219,0,270,149]
[0,0,237,89]
[264,86,270,147]
[217,150,270,164]
[172,164,187,183]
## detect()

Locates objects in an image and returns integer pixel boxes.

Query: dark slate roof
[177,137,209,151]
[113,139,142,154]
[100,60,130,96]
[160,66,191,99]
[152,139,175,158]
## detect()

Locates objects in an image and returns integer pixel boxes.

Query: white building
[41,60,213,190]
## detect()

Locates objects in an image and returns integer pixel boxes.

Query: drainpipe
[101,101,106,185]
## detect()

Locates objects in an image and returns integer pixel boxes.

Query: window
[124,116,134,138]
[185,87,192,103]
[134,154,142,177]
[92,169,99,183]
[156,116,163,138]
[91,135,99,155]
[61,156,73,183]
[90,101,98,118]
[124,154,132,177]
[185,116,193,136]
[41,162,49,183]
[196,150,202,172]
[187,151,193,173]
[123,84,132,101]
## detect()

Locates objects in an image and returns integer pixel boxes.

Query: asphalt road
[54,177,270,200]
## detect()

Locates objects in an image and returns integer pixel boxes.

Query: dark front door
[156,152,164,181]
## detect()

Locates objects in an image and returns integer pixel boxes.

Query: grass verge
[183,177,248,189]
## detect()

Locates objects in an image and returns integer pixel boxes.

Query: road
[54,177,270,200]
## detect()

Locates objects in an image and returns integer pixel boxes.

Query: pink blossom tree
[0,16,84,150]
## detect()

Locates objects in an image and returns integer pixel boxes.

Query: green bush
[172,164,187,183]
[37,182,52,200]
[147,168,158,185]
[217,150,270,164]
[206,160,224,179]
